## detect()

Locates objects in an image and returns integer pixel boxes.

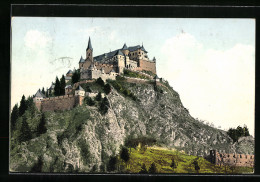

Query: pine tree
[46,88,49,97]
[95,92,102,101]
[60,75,66,95]
[54,76,61,96]
[148,162,157,173]
[96,77,104,87]
[72,70,80,84]
[37,113,47,136]
[104,83,111,94]
[99,97,110,114]
[19,115,32,143]
[11,104,19,131]
[41,87,45,95]
[107,156,118,172]
[170,158,177,170]
[19,95,26,116]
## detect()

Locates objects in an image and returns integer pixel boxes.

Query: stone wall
[210,150,254,167]
[135,59,156,74]
[40,95,84,112]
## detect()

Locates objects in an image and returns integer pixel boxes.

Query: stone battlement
[35,94,84,112]
[209,150,254,167]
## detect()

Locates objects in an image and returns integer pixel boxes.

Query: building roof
[34,89,46,98]
[122,43,128,50]
[67,70,73,74]
[79,56,85,63]
[65,85,72,89]
[76,85,85,91]
[87,37,93,51]
[93,43,148,62]
[115,49,124,56]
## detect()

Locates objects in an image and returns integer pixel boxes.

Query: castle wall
[40,95,84,112]
[135,59,156,74]
[210,150,254,167]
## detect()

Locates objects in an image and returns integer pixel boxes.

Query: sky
[11,17,255,135]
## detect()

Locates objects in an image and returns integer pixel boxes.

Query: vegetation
[72,69,80,84]
[54,76,61,96]
[227,126,250,143]
[85,96,95,106]
[123,69,150,80]
[116,146,253,174]
[104,83,111,94]
[96,77,105,87]
[108,80,137,101]
[95,92,102,101]
[60,75,66,95]
[99,97,110,114]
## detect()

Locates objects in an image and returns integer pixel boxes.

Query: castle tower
[121,43,129,56]
[86,37,93,62]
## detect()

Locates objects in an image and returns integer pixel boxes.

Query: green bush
[123,69,150,79]
[85,96,95,106]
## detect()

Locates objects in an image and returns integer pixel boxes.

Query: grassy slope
[119,147,253,174]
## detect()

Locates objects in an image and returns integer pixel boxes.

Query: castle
[33,37,158,112]
[79,37,156,80]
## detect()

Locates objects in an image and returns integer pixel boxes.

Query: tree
[96,77,104,87]
[139,163,148,174]
[72,70,80,84]
[45,88,49,97]
[60,75,66,95]
[85,96,95,106]
[95,92,102,101]
[54,76,61,96]
[192,160,200,173]
[37,113,47,136]
[19,115,32,143]
[104,83,111,94]
[19,95,26,116]
[170,158,177,171]
[11,104,19,131]
[148,162,157,173]
[120,146,130,167]
[107,156,118,172]
[99,97,110,114]
[41,87,45,95]
[243,126,250,136]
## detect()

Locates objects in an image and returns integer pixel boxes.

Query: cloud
[159,33,255,134]
[24,30,52,50]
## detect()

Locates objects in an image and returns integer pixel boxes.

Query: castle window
[240,155,242,158]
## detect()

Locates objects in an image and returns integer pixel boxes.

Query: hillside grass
[123,69,150,80]
[118,147,253,174]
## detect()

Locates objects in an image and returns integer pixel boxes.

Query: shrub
[104,83,111,94]
[107,156,118,172]
[96,77,104,87]
[148,162,157,173]
[95,92,102,101]
[99,97,110,114]
[139,163,148,174]
[120,146,130,164]
[85,96,95,106]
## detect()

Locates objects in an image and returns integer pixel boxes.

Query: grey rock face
[10,81,254,172]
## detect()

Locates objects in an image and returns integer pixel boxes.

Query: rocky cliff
[10,80,254,172]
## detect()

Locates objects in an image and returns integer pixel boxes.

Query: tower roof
[76,85,85,91]
[34,89,46,98]
[115,50,124,56]
[122,43,128,50]
[67,70,73,74]
[79,56,85,63]
[87,37,93,51]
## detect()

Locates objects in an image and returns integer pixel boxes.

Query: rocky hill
[10,78,254,173]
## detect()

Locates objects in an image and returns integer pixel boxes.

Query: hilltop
[10,74,254,173]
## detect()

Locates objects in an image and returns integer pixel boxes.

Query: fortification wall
[210,150,254,167]
[40,95,84,112]
[135,59,156,74]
